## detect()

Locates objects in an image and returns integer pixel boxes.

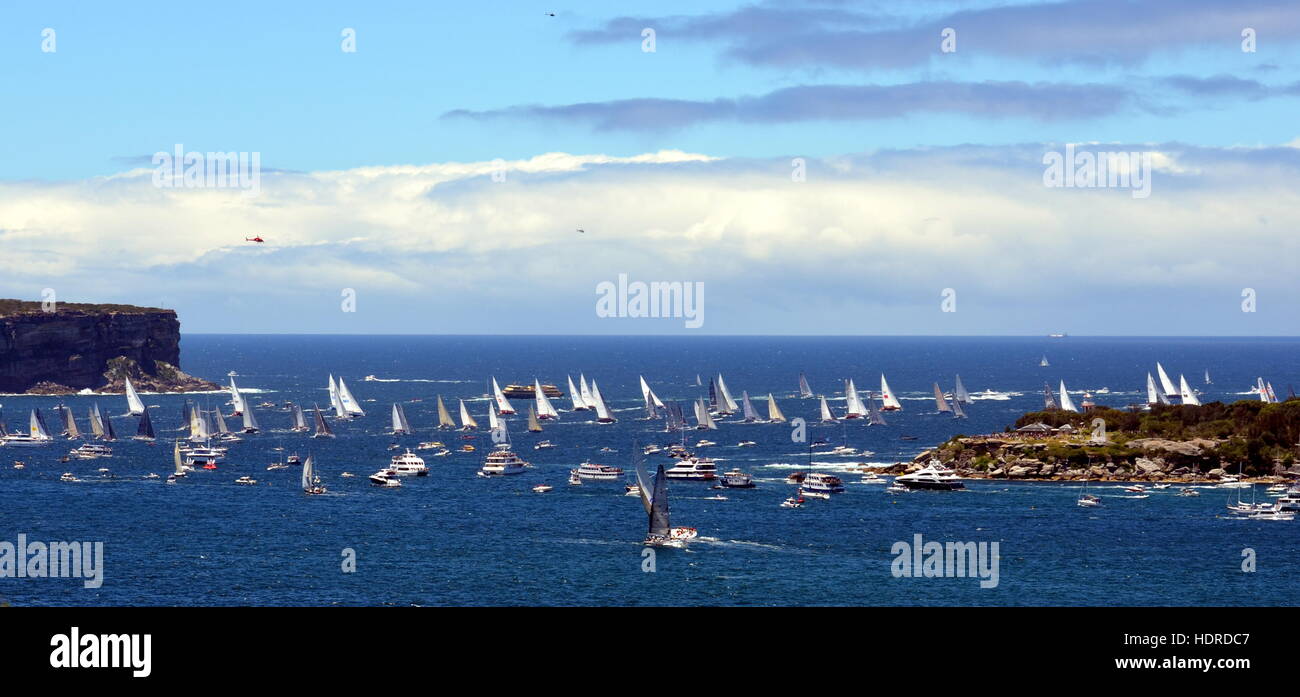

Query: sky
[0,0,1297,334]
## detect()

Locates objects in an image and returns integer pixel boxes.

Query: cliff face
[0,300,217,394]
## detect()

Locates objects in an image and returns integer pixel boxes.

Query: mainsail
[715,374,739,414]
[1204,369,1212,385]
[458,399,479,430]
[59,405,80,438]
[951,394,968,419]
[639,376,665,409]
[579,374,594,409]
[213,408,230,435]
[635,459,672,539]
[229,377,246,414]
[1179,375,1201,406]
[843,379,867,418]
[799,372,814,399]
[313,404,334,437]
[88,404,105,438]
[767,394,787,423]
[1043,383,1059,410]
[1155,363,1177,397]
[125,377,145,415]
[879,375,903,411]
[301,455,315,491]
[391,403,411,434]
[101,407,117,441]
[135,409,156,440]
[241,404,260,433]
[741,391,759,422]
[29,409,50,440]
[292,404,309,431]
[173,440,184,475]
[436,396,455,429]
[590,379,616,423]
[567,376,588,411]
[337,377,365,416]
[866,391,887,426]
[694,399,717,430]
[534,379,560,420]
[1146,373,1160,405]
[1059,380,1079,412]
[488,402,501,432]
[953,375,971,404]
[933,383,952,412]
[329,375,346,418]
[819,395,837,423]
[490,377,515,415]
[528,406,543,432]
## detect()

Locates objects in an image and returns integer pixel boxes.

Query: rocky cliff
[0,299,218,394]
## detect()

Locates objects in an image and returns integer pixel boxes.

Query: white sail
[329,375,347,418]
[189,404,209,441]
[29,410,50,439]
[88,405,105,437]
[488,402,500,431]
[1266,382,1278,404]
[1146,373,1160,405]
[819,395,836,423]
[1179,374,1201,406]
[1156,362,1177,397]
[125,377,145,415]
[954,375,970,404]
[767,394,787,423]
[173,440,184,475]
[1257,378,1269,402]
[880,374,902,410]
[579,374,594,408]
[844,379,867,418]
[458,399,479,430]
[639,376,666,409]
[213,408,230,435]
[229,377,246,414]
[489,377,515,415]
[241,404,260,432]
[715,374,740,413]
[1040,355,1050,367]
[534,379,560,419]
[567,375,589,410]
[740,391,759,422]
[694,399,717,430]
[1059,380,1079,412]
[337,377,365,416]
[590,379,616,423]
[301,455,314,491]
[436,396,455,428]
[391,403,411,434]
[933,383,952,412]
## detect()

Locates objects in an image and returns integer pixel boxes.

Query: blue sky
[0,1,1297,334]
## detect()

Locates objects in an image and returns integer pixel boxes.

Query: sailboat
[336,376,366,417]
[767,394,787,423]
[694,399,717,430]
[534,379,560,420]
[240,403,261,434]
[458,399,479,431]
[932,383,952,413]
[798,372,814,399]
[527,406,543,433]
[229,377,246,415]
[58,405,81,439]
[1155,363,1177,398]
[100,406,117,442]
[328,375,348,419]
[88,404,105,440]
[714,374,740,414]
[842,379,866,419]
[391,403,412,435]
[311,404,335,438]
[579,374,595,410]
[1059,380,1079,413]
[590,379,617,423]
[1043,383,1059,410]
[1204,369,1212,385]
[953,375,971,404]
[302,455,326,495]
[639,376,665,413]
[951,393,968,419]
[1178,374,1201,406]
[1040,355,1050,367]
[487,402,501,433]
[879,374,902,411]
[635,457,696,548]
[290,404,309,432]
[436,396,456,429]
[170,439,187,480]
[125,376,145,416]
[133,408,156,442]
[567,376,589,411]
[3,409,54,446]
[866,391,887,426]
[1145,373,1161,406]
[818,395,837,423]
[490,377,515,415]
[740,391,760,423]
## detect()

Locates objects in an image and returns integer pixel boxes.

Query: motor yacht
[1176,487,1200,497]
[478,447,528,476]
[235,476,257,485]
[694,440,716,448]
[780,494,804,508]
[736,440,756,448]
[70,443,113,459]
[717,469,755,488]
[533,440,556,450]
[532,484,553,493]
[388,449,428,476]
[801,473,844,495]
[59,472,79,482]
[575,461,624,481]
[369,470,402,487]
[1077,494,1102,507]
[859,472,888,484]
[664,457,717,480]
[895,459,965,490]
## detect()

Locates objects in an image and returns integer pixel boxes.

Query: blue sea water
[0,335,1296,606]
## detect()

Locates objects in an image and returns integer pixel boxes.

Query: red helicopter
[245,236,264,243]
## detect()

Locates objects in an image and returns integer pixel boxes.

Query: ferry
[664,457,717,480]
[575,461,624,481]
[388,449,428,476]
[895,459,965,491]
[801,473,845,494]
[502,383,563,398]
[717,468,755,488]
[478,448,528,476]
[70,443,113,459]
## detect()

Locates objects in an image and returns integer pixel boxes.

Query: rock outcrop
[0,299,218,394]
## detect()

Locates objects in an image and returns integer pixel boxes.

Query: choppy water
[0,335,1295,605]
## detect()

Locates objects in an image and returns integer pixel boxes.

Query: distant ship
[502,383,562,398]
[1048,332,1067,338]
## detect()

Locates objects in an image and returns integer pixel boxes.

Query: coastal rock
[0,299,217,394]
[1207,468,1227,478]
[1126,438,1214,457]
[1135,458,1164,475]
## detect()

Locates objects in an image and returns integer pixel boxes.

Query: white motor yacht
[388,449,428,476]
[576,461,624,481]
[369,470,402,487]
[801,473,845,495]
[664,457,717,480]
[478,447,528,476]
[533,440,556,450]
[717,469,755,488]
[895,459,965,490]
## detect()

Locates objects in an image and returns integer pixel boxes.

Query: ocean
[0,335,1296,606]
